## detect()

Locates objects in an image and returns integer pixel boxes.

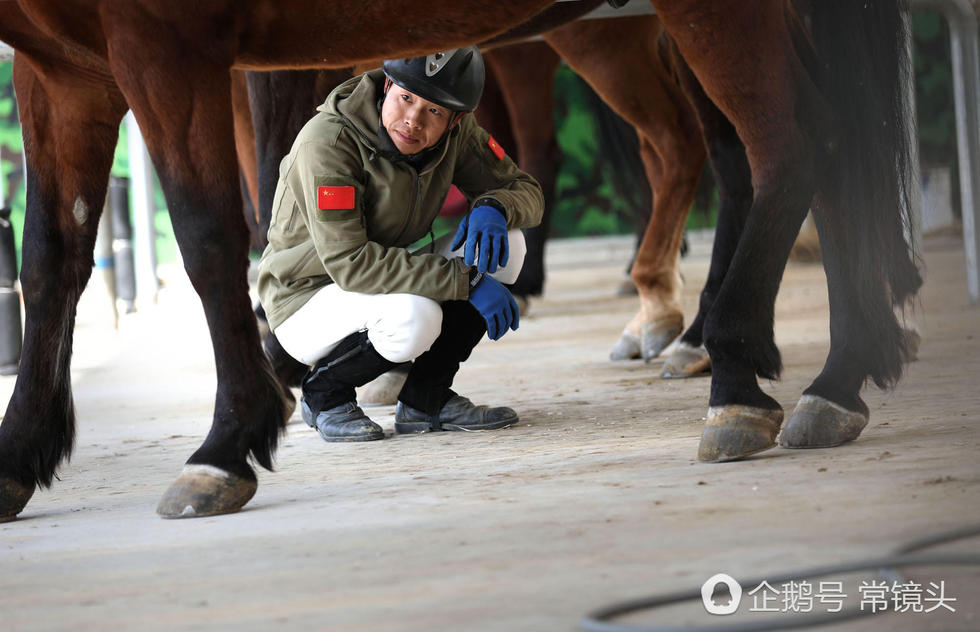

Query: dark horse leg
[545,14,705,361]
[103,21,293,516]
[0,52,128,521]
[779,5,922,448]
[660,37,753,379]
[653,0,920,461]
[482,42,561,302]
[245,69,350,390]
[246,68,352,250]
[473,59,518,165]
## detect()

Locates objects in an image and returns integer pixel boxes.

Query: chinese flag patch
[317,186,355,210]
[487,135,506,160]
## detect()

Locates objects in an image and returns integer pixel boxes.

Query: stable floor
[1,232,977,631]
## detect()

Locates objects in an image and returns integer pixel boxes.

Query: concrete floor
[1,232,977,631]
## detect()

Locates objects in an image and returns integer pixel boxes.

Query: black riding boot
[395,300,518,433]
[302,330,397,442]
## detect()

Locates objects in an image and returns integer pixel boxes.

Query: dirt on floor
[0,232,977,632]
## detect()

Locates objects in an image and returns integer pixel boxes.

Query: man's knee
[369,295,443,363]
[490,229,526,285]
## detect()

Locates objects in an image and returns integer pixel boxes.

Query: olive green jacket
[257,69,544,331]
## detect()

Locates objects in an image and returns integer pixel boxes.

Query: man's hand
[468,275,519,340]
[450,205,509,274]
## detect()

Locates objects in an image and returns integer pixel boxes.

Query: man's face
[381,83,453,155]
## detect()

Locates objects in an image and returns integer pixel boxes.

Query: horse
[651,0,921,461]
[0,0,564,522]
[244,14,703,369]
[0,0,920,522]
[542,16,702,361]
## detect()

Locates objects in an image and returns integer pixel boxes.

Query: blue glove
[468,274,520,341]
[450,205,509,274]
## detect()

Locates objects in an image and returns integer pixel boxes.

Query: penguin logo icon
[701,573,742,615]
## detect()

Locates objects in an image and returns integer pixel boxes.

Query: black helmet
[382,46,485,112]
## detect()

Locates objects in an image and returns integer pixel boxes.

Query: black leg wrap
[302,330,397,416]
[397,300,486,418]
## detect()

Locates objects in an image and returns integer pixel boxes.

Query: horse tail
[808,0,921,388]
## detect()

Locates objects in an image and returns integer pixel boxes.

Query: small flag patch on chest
[317,186,355,210]
[487,135,506,160]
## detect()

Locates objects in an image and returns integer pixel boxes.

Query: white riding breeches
[273,229,525,366]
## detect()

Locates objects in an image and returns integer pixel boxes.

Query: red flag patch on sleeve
[487,135,506,160]
[317,185,356,210]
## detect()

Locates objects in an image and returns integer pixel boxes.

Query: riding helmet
[382,46,485,112]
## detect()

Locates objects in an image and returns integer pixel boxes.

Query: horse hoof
[779,394,868,448]
[660,342,711,378]
[156,464,257,519]
[0,477,35,522]
[609,329,641,361]
[641,314,684,362]
[698,405,783,462]
[358,365,410,408]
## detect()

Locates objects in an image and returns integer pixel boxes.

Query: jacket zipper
[414,174,423,216]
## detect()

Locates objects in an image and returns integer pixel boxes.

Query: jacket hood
[317,68,386,149]
[320,68,456,171]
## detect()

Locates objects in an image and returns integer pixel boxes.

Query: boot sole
[394,416,518,434]
[319,431,385,442]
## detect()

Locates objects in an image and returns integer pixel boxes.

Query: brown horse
[0,0,920,522]
[543,16,702,360]
[0,0,561,522]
